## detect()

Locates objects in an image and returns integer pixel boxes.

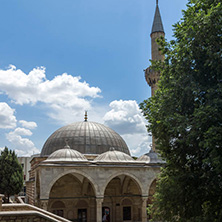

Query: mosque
[26,1,165,222]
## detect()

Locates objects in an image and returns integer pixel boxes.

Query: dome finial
[110,147,115,151]
[84,111,88,122]
[64,139,70,149]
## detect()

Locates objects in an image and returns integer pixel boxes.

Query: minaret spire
[151,0,164,35]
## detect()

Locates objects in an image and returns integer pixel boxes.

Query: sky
[0,0,188,157]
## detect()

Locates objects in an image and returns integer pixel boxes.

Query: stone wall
[29,157,46,179]
[0,213,57,222]
[0,203,71,222]
[26,180,35,205]
[26,157,46,205]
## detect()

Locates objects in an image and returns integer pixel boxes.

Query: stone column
[96,197,103,222]
[0,194,4,211]
[141,196,148,222]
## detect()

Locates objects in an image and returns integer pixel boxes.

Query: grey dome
[137,154,151,163]
[94,148,134,163]
[137,150,165,164]
[41,121,130,157]
[44,145,88,163]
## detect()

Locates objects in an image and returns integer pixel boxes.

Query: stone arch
[47,171,97,221]
[102,172,144,222]
[50,200,66,217]
[51,200,65,209]
[102,172,143,196]
[146,178,158,220]
[147,177,158,195]
[121,197,133,206]
[76,200,88,208]
[148,179,157,204]
[46,169,99,198]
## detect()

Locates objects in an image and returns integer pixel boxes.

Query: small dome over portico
[137,150,165,164]
[94,148,134,163]
[44,144,88,163]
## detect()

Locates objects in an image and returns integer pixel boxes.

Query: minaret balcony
[144,67,160,87]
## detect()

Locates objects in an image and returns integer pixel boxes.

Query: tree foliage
[0,147,23,203]
[140,0,222,221]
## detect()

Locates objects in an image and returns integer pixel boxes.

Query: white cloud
[0,66,151,157]
[10,127,33,136]
[122,134,151,156]
[0,65,101,124]
[19,120,37,129]
[6,127,39,156]
[103,100,147,135]
[0,102,39,156]
[0,102,17,129]
[103,100,151,157]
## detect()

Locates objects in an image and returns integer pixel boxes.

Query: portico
[34,148,162,222]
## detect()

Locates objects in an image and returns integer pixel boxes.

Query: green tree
[0,147,23,203]
[140,0,222,221]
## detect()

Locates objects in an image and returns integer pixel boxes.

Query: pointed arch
[45,169,99,199]
[102,172,143,196]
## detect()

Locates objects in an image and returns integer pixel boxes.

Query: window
[123,206,131,220]
[78,209,87,222]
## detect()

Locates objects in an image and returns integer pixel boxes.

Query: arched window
[76,200,88,222]
[122,198,132,220]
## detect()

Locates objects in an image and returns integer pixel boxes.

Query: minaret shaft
[147,31,165,96]
[145,1,165,151]
[151,32,165,62]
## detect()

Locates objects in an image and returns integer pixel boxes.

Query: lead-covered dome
[94,148,134,163]
[44,144,88,163]
[137,150,165,164]
[41,121,130,157]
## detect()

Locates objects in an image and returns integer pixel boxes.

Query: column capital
[40,199,49,211]
[141,196,149,201]
[96,197,104,204]
[141,195,149,198]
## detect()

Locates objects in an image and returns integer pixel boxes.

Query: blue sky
[0,0,187,157]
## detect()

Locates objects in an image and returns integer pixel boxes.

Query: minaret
[145,0,165,96]
[145,0,165,151]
